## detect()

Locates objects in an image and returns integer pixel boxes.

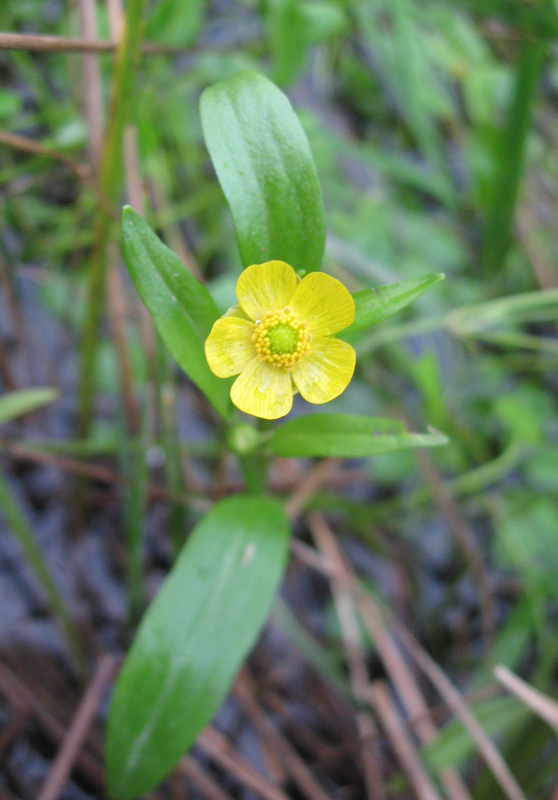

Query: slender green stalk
[385,439,525,515]
[79,0,148,434]
[272,599,351,699]
[0,470,86,673]
[120,432,148,627]
[160,360,190,558]
[482,14,550,274]
[354,317,444,356]
[239,451,270,494]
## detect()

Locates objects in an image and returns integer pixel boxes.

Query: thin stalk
[482,17,549,275]
[119,424,148,627]
[0,31,186,54]
[78,0,148,434]
[0,471,86,674]
[354,317,444,357]
[239,451,270,494]
[160,363,190,558]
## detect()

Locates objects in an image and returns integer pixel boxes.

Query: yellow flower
[205,261,356,419]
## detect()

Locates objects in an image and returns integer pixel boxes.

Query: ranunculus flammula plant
[205,260,356,419]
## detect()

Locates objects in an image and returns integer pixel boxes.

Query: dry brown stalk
[412,448,496,650]
[199,727,291,800]
[495,665,558,731]
[369,681,444,800]
[308,513,472,800]
[285,458,338,521]
[385,613,528,800]
[0,661,104,786]
[0,714,26,759]
[0,330,16,391]
[308,514,385,799]
[234,671,334,800]
[0,255,34,384]
[0,130,90,178]
[96,0,144,440]
[77,0,104,172]
[179,756,235,800]
[0,31,184,55]
[36,656,117,800]
[291,537,338,576]
[0,436,211,512]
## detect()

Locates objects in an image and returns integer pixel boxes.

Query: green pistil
[267,324,298,355]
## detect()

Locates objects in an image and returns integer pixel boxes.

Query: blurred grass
[1,0,558,794]
[78,0,148,433]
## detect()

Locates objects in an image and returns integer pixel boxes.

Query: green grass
[1,0,558,793]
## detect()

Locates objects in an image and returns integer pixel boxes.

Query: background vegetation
[0,0,557,798]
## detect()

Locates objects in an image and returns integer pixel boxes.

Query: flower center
[268,324,298,355]
[252,308,311,370]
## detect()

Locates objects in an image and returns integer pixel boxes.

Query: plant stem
[78,0,148,434]
[239,451,270,494]
[0,471,86,674]
[120,432,148,627]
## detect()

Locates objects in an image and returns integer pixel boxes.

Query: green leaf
[267,414,448,458]
[121,207,231,418]
[200,70,326,274]
[268,0,347,86]
[423,697,525,772]
[106,495,291,799]
[0,388,59,426]
[146,0,203,46]
[341,274,445,343]
[429,0,558,40]
[482,32,547,273]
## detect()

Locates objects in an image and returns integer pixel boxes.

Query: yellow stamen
[252,308,311,370]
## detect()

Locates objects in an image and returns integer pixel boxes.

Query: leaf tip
[426,425,450,445]
[121,205,139,225]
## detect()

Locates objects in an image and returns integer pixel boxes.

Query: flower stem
[239,451,269,494]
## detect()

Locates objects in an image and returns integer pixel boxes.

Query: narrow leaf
[341,274,445,343]
[107,495,291,799]
[482,33,547,273]
[0,388,59,426]
[429,0,558,41]
[423,697,525,772]
[268,0,347,86]
[200,70,326,273]
[121,207,231,418]
[267,414,448,458]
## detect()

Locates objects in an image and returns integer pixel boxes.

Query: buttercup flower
[205,261,356,419]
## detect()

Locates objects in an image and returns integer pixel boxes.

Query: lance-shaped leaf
[121,207,231,418]
[106,495,291,799]
[200,70,326,274]
[0,388,59,426]
[267,414,448,458]
[340,273,445,343]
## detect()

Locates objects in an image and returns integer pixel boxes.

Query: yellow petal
[231,357,293,419]
[236,261,299,321]
[292,337,355,404]
[223,303,251,320]
[289,272,355,336]
[205,316,255,378]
